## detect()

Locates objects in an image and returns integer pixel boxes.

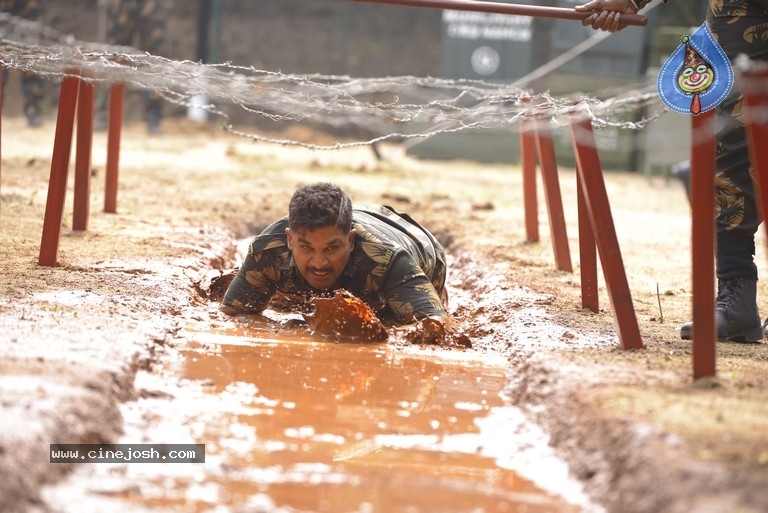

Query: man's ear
[285,228,294,249]
[348,228,357,247]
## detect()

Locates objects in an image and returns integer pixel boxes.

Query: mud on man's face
[286,225,356,290]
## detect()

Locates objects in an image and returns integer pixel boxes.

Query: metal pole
[197,0,211,63]
[340,3,351,75]
[212,0,222,63]
[345,0,648,26]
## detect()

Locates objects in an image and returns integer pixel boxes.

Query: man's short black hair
[288,182,353,233]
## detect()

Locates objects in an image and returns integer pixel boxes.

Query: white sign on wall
[442,11,532,42]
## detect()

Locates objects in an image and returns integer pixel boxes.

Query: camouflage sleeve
[219,241,284,315]
[382,253,447,322]
[636,0,665,9]
[7,0,46,20]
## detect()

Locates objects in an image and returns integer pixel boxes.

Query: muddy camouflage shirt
[221,204,448,322]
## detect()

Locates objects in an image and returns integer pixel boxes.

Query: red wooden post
[534,116,573,272]
[577,172,599,312]
[520,115,539,243]
[568,114,643,350]
[73,75,95,231]
[0,66,3,190]
[39,71,81,267]
[104,82,124,214]
[1,65,3,192]
[689,110,717,379]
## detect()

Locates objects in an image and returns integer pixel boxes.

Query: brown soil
[1,113,768,513]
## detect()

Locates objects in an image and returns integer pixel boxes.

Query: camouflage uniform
[221,204,449,323]
[704,0,768,281]
[643,0,768,340]
[103,0,170,131]
[0,0,47,126]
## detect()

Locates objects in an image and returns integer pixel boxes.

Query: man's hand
[404,316,448,345]
[575,0,638,33]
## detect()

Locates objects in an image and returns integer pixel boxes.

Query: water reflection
[177,328,586,513]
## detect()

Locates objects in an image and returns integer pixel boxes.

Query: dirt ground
[1,110,768,513]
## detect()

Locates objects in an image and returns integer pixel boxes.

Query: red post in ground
[39,71,81,267]
[0,66,3,192]
[520,115,539,243]
[1,65,4,193]
[104,82,124,214]
[568,113,643,350]
[577,171,599,312]
[73,75,95,231]
[690,109,717,379]
[534,116,573,273]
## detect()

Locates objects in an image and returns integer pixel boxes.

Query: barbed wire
[1,12,667,150]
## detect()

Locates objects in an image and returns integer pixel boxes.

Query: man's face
[286,225,356,290]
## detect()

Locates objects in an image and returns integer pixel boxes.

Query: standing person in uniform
[97,0,171,133]
[576,0,768,342]
[1,0,48,127]
[219,182,450,343]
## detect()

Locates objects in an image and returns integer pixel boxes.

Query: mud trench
[38,235,613,513]
[5,112,768,513]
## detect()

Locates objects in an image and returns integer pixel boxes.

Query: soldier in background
[0,0,48,127]
[97,0,171,133]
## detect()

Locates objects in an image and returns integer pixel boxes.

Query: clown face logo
[678,61,714,94]
[658,27,733,116]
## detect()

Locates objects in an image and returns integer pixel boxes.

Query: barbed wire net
[0,12,669,151]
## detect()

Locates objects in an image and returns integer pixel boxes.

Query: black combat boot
[680,278,763,342]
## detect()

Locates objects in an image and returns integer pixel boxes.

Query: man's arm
[219,245,282,315]
[381,253,450,343]
[383,255,447,320]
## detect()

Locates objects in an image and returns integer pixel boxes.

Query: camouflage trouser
[0,0,47,118]
[104,0,171,125]
[707,0,768,280]
[106,0,168,53]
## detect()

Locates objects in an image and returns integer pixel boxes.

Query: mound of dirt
[304,289,389,342]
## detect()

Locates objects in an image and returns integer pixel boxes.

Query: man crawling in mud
[219,182,450,344]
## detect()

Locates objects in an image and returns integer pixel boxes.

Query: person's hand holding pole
[575,0,639,33]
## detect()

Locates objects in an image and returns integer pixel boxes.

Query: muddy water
[160,320,594,513]
[44,318,599,512]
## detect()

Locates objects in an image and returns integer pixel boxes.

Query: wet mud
[302,289,389,342]
[5,116,768,513]
[43,314,598,512]
[7,226,761,513]
[17,240,653,513]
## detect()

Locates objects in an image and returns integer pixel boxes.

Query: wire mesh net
[1,12,666,150]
